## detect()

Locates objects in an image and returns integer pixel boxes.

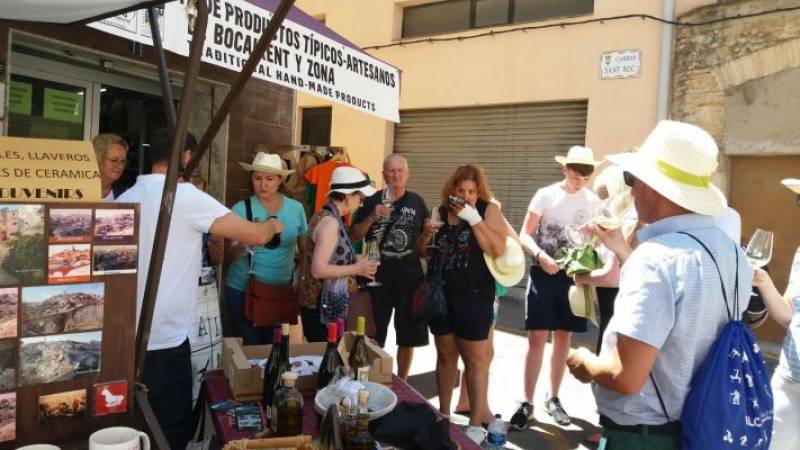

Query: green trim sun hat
[605,120,727,216]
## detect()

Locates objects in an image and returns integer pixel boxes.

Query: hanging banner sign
[89,0,401,122]
[0,137,102,203]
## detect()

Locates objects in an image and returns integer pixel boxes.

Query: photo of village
[49,209,93,243]
[94,209,134,241]
[0,288,17,338]
[0,204,45,286]
[21,283,104,337]
[38,388,87,425]
[92,245,137,275]
[0,392,14,443]
[19,331,101,385]
[48,244,91,284]
[0,340,14,391]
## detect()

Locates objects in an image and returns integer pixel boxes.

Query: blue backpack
[656,233,774,449]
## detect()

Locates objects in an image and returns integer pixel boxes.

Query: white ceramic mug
[89,427,150,450]
[16,445,61,450]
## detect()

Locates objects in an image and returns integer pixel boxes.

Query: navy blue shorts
[525,265,587,332]
[429,289,494,341]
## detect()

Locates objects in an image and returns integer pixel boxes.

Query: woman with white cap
[300,166,380,342]
[752,178,800,450]
[225,152,307,345]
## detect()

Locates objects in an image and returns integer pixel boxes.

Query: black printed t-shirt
[353,190,427,284]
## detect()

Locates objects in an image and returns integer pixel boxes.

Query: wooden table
[203,370,479,449]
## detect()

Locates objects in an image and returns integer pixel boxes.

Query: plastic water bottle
[485,414,507,449]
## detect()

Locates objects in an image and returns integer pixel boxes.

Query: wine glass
[365,240,382,287]
[593,207,622,231]
[564,224,587,247]
[427,206,443,249]
[745,229,773,268]
[380,184,394,222]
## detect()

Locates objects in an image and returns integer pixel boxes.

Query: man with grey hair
[92,133,130,200]
[351,154,429,380]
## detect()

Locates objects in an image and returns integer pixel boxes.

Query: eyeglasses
[623,171,636,187]
[104,158,128,166]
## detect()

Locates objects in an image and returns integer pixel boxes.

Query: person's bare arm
[753,269,794,329]
[469,203,506,258]
[520,211,559,275]
[311,217,377,280]
[208,212,280,245]
[567,334,658,395]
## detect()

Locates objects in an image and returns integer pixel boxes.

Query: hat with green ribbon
[605,120,727,216]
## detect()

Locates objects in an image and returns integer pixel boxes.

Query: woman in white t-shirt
[752,178,800,450]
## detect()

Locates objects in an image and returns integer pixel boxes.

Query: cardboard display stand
[0,202,139,448]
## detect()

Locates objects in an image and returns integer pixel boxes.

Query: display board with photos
[0,202,139,448]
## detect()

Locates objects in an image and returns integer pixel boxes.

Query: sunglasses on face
[623,171,636,187]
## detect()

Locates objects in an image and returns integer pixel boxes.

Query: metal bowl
[314,381,397,421]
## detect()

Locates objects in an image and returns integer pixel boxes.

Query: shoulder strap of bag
[649,231,741,423]
[245,197,254,269]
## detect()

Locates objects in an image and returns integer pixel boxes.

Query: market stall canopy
[0,0,171,24]
[89,0,401,122]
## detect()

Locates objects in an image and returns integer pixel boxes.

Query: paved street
[383,287,781,450]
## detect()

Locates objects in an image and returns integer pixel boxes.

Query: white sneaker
[464,425,486,445]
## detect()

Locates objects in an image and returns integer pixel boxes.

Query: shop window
[402,0,593,38]
[7,74,86,140]
[301,107,332,146]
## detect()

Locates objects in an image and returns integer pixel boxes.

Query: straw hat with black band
[327,166,376,197]
[605,120,727,216]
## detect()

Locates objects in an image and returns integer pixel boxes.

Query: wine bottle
[265,323,291,430]
[348,316,370,383]
[273,371,303,437]
[318,323,345,391]
[349,390,375,450]
[261,325,282,414]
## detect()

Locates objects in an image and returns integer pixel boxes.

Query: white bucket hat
[483,237,526,287]
[606,120,727,216]
[555,146,601,166]
[781,178,800,194]
[328,166,376,197]
[568,284,598,326]
[238,152,295,176]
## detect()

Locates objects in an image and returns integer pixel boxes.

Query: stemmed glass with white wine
[379,184,394,222]
[364,239,382,287]
[745,228,774,268]
[427,206,443,249]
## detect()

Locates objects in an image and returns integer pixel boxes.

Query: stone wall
[672,0,800,149]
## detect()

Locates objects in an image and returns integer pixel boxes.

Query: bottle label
[356,366,369,383]
[487,432,506,446]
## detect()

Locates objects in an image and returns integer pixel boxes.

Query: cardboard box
[337,332,393,384]
[222,337,330,400]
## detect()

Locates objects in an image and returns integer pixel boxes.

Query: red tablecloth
[204,370,479,449]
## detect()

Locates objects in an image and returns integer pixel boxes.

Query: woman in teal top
[225,153,308,345]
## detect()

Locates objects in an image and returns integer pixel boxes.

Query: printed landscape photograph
[38,388,87,425]
[93,245,137,275]
[0,340,15,391]
[0,288,17,338]
[0,392,14,443]
[94,209,134,242]
[49,208,92,243]
[21,283,104,336]
[48,243,91,284]
[0,204,45,286]
[20,331,102,386]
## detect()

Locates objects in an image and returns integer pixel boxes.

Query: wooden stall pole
[134,386,171,450]
[147,6,178,129]
[181,0,297,180]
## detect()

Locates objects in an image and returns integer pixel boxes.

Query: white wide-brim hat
[328,166,376,197]
[238,152,295,176]
[568,284,598,326]
[606,120,727,216]
[781,178,800,194]
[483,237,526,287]
[555,145,601,166]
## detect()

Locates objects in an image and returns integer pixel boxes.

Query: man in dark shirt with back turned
[351,154,429,380]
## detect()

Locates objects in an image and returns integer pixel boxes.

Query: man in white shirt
[117,128,282,449]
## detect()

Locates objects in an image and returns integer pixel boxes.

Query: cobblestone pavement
[383,287,780,450]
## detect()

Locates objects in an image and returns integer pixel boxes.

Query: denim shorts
[524,265,587,332]
[429,289,494,341]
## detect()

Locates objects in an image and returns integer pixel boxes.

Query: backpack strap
[649,231,741,423]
